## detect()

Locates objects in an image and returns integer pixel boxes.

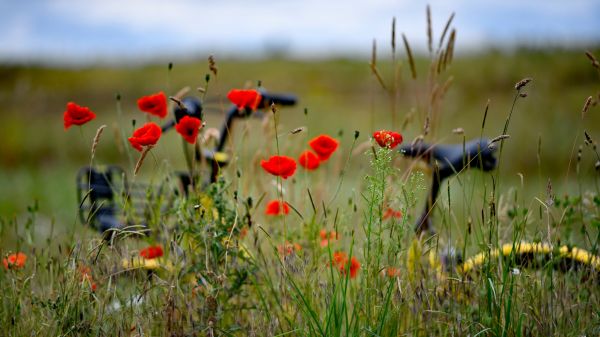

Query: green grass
[1,47,600,335]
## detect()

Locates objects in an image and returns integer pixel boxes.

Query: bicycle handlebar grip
[259,92,297,107]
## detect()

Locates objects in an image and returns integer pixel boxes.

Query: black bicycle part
[400,138,498,234]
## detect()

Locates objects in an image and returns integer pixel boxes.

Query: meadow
[1,41,600,335]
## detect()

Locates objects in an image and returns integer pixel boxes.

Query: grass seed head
[515,77,532,91]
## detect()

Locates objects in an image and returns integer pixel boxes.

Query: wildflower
[260,155,297,179]
[298,150,320,170]
[265,200,290,216]
[227,89,262,110]
[79,266,97,291]
[309,135,339,161]
[139,245,164,259]
[277,242,302,256]
[331,251,360,279]
[319,229,339,247]
[373,130,403,149]
[63,102,96,130]
[175,115,202,144]
[128,122,162,152]
[137,92,167,118]
[332,251,347,266]
[2,252,27,270]
[381,267,401,278]
[383,207,402,220]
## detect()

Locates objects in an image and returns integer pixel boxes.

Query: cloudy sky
[1,0,599,64]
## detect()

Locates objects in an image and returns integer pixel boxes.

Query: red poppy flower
[260,155,297,179]
[331,252,360,278]
[381,267,401,278]
[175,115,202,144]
[309,135,339,161]
[227,89,262,110]
[277,242,302,256]
[265,200,290,216]
[79,266,97,291]
[347,257,361,278]
[63,102,96,130]
[2,252,27,270]
[383,207,402,220]
[332,251,347,267]
[139,245,164,259]
[373,130,403,149]
[298,150,320,170]
[319,229,339,247]
[137,92,167,118]
[128,122,162,152]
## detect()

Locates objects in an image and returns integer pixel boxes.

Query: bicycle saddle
[399,138,497,179]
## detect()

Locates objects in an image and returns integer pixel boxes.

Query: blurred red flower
[227,89,262,110]
[137,92,167,118]
[140,245,164,259]
[128,122,162,152]
[175,116,202,144]
[63,102,96,130]
[261,155,297,179]
[381,267,401,278]
[383,207,402,220]
[309,135,339,161]
[373,130,403,149]
[331,251,360,279]
[2,252,27,270]
[277,242,302,256]
[79,266,98,291]
[265,200,290,216]
[319,229,339,247]
[298,150,320,170]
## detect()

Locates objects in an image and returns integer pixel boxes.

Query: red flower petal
[260,155,297,179]
[137,92,167,118]
[140,245,164,259]
[128,122,162,152]
[298,150,320,170]
[227,89,262,110]
[308,135,339,161]
[175,116,202,144]
[2,252,27,270]
[373,130,403,149]
[63,102,96,130]
[265,200,290,216]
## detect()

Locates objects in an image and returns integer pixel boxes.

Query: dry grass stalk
[91,125,107,162]
[438,12,455,50]
[370,39,388,90]
[169,96,185,109]
[490,134,510,144]
[582,96,592,119]
[174,86,190,100]
[208,55,218,76]
[426,5,433,54]
[452,128,464,135]
[402,34,417,79]
[134,145,154,176]
[444,29,456,66]
[391,17,396,52]
[515,77,532,91]
[585,50,599,69]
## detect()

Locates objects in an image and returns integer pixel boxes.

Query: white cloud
[0,0,598,63]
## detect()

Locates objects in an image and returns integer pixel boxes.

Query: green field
[1,48,600,335]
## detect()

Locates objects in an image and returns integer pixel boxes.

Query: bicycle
[399,138,600,276]
[76,88,297,235]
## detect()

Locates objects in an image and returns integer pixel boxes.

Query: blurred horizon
[2,0,600,66]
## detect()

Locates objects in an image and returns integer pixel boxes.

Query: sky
[1,0,599,64]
